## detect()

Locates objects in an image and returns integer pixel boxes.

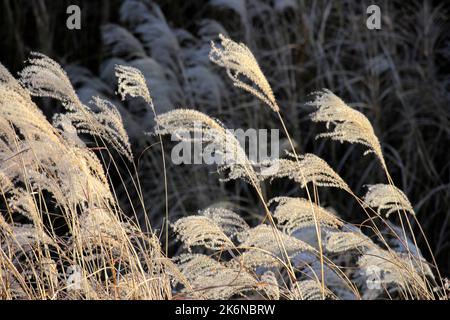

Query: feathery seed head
[325,231,373,253]
[155,109,260,188]
[19,52,82,111]
[308,89,386,170]
[176,254,258,299]
[363,184,414,218]
[237,224,314,268]
[115,64,153,106]
[270,197,343,234]
[260,153,350,191]
[172,215,234,251]
[209,34,279,112]
[201,207,249,237]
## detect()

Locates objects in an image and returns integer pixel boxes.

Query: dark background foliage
[0,0,449,276]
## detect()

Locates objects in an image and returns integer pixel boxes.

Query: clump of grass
[0,57,176,300]
[0,35,448,300]
[159,35,446,300]
[3,0,448,278]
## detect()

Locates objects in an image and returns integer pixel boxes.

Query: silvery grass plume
[0,63,30,101]
[115,64,153,106]
[172,207,249,251]
[175,254,258,299]
[236,224,315,268]
[308,89,387,170]
[1,223,55,253]
[270,197,344,234]
[172,215,234,251]
[201,207,250,237]
[260,271,281,300]
[260,153,350,192]
[325,230,373,253]
[171,210,319,299]
[154,109,260,189]
[290,280,334,300]
[363,184,415,218]
[114,63,173,256]
[19,52,133,161]
[209,34,279,112]
[357,247,432,298]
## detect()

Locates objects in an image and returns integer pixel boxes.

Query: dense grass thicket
[0,0,449,299]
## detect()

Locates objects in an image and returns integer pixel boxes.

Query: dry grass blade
[260,271,280,300]
[290,280,333,300]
